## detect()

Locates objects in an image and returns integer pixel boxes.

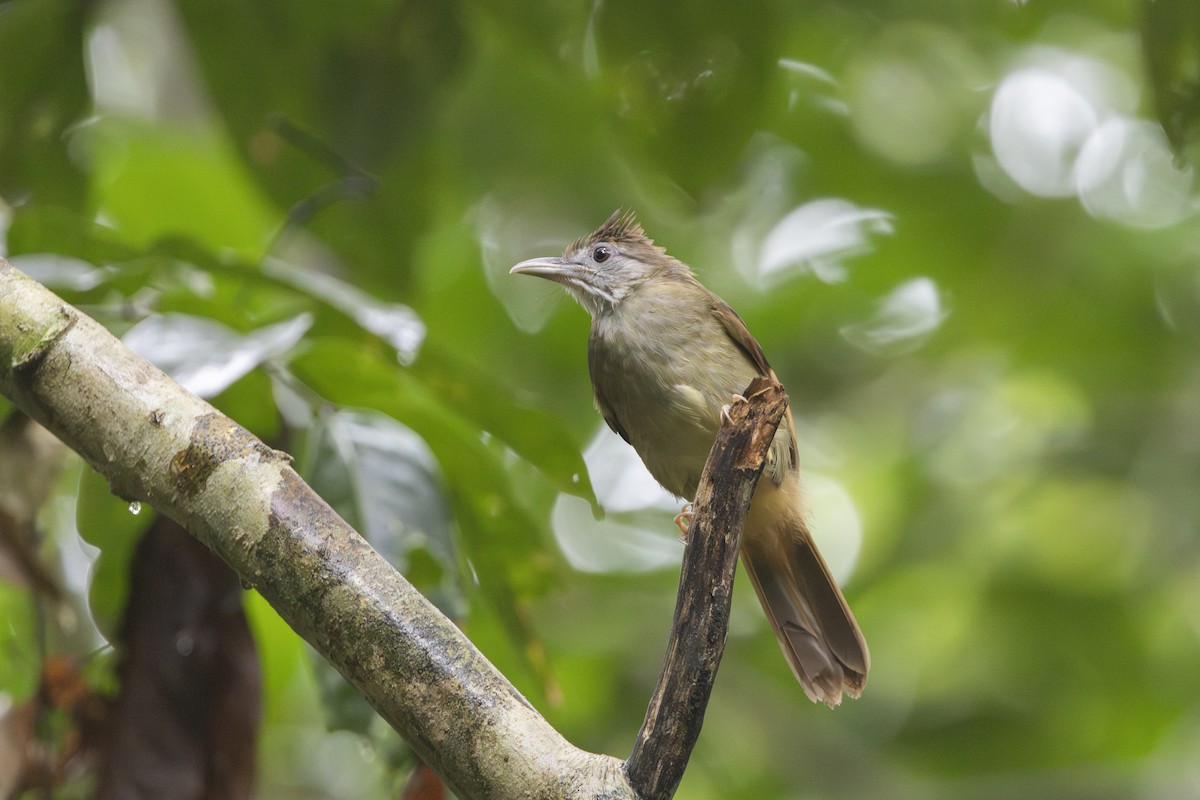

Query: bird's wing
[586,325,633,445]
[711,298,774,378]
[592,384,631,445]
[711,297,800,476]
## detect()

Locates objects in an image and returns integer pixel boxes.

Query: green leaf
[244,591,324,727]
[0,0,89,209]
[122,312,312,398]
[301,408,460,615]
[414,342,599,513]
[80,120,282,258]
[5,205,141,265]
[290,339,560,694]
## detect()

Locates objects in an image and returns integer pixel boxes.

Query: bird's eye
[593,246,611,263]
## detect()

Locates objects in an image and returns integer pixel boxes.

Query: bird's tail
[741,480,869,706]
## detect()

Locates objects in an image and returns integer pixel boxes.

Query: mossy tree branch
[0,259,785,800]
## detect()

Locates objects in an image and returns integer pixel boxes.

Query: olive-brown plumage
[511,210,869,706]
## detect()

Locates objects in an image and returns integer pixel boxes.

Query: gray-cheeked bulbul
[511,210,869,706]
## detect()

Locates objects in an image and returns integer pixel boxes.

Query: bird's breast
[588,300,757,499]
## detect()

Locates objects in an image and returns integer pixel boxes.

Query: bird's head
[510,210,686,317]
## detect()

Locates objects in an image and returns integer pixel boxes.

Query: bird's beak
[509,257,579,282]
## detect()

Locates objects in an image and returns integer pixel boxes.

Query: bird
[510,210,869,706]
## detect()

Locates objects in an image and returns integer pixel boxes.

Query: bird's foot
[673,503,694,542]
[720,393,749,425]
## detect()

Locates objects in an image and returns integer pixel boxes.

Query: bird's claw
[720,393,749,425]
[673,503,694,542]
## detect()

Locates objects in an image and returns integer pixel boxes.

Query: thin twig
[0,260,634,800]
[624,376,788,800]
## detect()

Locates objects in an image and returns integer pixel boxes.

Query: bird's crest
[569,209,664,258]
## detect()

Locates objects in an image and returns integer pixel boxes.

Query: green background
[2,0,1199,797]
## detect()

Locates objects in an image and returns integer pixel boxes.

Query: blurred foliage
[2,0,1200,797]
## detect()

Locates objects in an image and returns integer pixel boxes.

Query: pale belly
[588,306,761,499]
